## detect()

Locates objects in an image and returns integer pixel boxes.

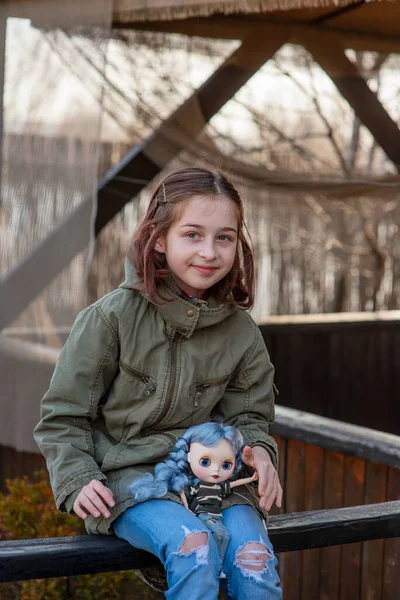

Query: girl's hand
[241,445,283,511]
[73,480,115,520]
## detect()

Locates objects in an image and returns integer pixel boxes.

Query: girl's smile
[155,195,238,298]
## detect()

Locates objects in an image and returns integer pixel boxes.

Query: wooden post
[0,8,7,208]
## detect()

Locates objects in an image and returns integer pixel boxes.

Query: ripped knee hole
[178,531,208,555]
[235,542,271,571]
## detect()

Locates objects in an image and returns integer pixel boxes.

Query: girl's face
[188,439,236,483]
[155,194,238,298]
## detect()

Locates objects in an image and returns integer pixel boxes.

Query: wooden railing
[0,501,399,583]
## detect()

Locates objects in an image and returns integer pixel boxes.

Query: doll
[131,422,258,560]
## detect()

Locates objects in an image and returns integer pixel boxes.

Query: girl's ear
[154,236,166,254]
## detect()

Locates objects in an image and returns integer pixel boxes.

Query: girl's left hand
[242,445,283,511]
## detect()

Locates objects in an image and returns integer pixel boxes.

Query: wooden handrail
[272,406,400,468]
[1,501,399,583]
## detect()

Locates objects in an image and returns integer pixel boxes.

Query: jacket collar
[119,257,236,338]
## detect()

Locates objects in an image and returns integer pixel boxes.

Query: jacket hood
[119,256,147,293]
[119,257,237,336]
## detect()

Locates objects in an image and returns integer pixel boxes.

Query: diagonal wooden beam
[0,31,288,330]
[298,31,400,171]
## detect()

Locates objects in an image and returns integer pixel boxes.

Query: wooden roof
[9,1,399,53]
[114,0,375,22]
[114,0,400,54]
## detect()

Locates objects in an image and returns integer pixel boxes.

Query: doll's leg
[113,499,220,600]
[197,513,230,561]
[221,505,282,600]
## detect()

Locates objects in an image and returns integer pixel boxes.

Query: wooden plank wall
[260,319,400,435]
[269,435,400,600]
[0,445,46,493]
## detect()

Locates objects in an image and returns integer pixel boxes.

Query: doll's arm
[229,471,258,488]
[180,489,189,510]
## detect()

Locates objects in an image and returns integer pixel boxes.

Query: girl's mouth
[193,266,217,275]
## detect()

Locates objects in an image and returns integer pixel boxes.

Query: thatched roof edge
[114,0,377,23]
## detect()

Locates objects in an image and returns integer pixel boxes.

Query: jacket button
[186,309,195,318]
[179,327,187,334]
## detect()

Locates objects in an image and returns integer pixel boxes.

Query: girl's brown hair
[130,166,255,309]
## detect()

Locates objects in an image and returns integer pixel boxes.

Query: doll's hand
[73,480,115,520]
[248,471,258,483]
[242,446,283,511]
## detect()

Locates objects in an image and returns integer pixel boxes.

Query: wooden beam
[298,31,400,171]
[115,16,400,54]
[113,15,247,39]
[1,501,399,582]
[0,337,60,365]
[0,32,287,331]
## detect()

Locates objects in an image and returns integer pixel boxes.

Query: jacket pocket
[120,361,157,397]
[101,362,158,440]
[189,374,231,419]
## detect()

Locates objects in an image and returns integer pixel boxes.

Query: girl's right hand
[73,480,115,520]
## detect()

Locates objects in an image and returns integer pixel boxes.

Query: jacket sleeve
[212,323,278,468]
[33,303,120,513]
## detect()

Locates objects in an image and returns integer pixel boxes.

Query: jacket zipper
[143,333,181,435]
[154,332,180,425]
[120,362,156,396]
[193,385,208,410]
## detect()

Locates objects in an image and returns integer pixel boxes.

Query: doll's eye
[222,461,233,471]
[199,458,211,467]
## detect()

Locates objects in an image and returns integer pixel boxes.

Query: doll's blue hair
[131,422,244,502]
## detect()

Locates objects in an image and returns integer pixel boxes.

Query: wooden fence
[275,444,399,599]
[260,314,400,435]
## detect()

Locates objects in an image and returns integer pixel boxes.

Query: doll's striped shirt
[188,481,231,516]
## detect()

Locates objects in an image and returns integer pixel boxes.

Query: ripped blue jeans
[113,499,282,600]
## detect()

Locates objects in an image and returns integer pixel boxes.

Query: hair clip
[162,183,167,203]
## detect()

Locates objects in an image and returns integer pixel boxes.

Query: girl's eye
[218,235,232,242]
[222,461,233,471]
[199,458,211,468]
[186,232,199,239]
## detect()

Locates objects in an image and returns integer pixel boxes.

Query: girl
[34,166,283,599]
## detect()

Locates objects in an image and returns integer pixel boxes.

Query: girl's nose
[199,241,217,260]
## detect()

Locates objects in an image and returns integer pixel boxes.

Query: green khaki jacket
[34,258,278,536]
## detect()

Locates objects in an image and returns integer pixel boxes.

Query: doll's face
[187,439,236,483]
